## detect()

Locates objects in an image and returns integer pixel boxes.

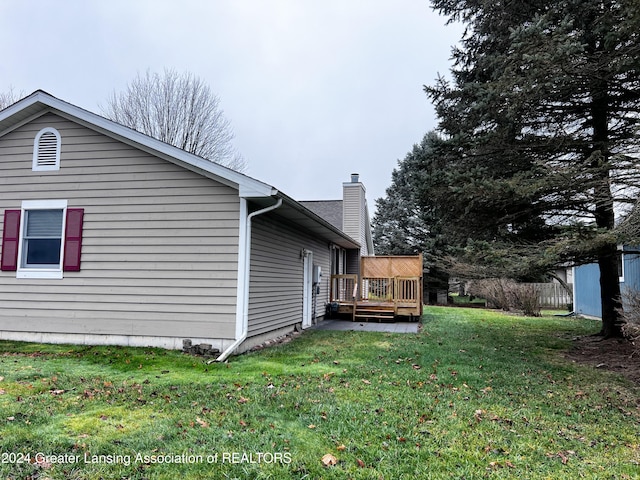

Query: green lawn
[0,307,638,479]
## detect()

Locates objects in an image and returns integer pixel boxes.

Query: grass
[0,307,638,479]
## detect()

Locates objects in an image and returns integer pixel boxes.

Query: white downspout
[216,197,283,362]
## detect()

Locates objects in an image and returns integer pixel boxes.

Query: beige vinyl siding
[342,183,369,255]
[0,113,239,339]
[248,214,331,336]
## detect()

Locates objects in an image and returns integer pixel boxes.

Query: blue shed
[573,247,640,318]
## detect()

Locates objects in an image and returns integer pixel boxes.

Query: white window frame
[33,127,61,171]
[618,245,625,283]
[17,200,68,279]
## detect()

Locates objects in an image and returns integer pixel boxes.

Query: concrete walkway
[313,319,419,334]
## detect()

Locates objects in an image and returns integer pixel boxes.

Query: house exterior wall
[0,113,240,349]
[247,213,332,340]
[573,263,602,318]
[573,249,640,319]
[620,250,640,292]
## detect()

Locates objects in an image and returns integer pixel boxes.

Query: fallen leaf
[196,417,209,428]
[321,453,337,466]
[0,389,5,395]
[357,458,365,467]
[336,444,346,451]
[362,379,371,385]
[556,450,575,464]
[238,396,249,404]
[308,424,317,429]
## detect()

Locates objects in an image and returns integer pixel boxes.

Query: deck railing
[331,275,420,304]
[330,274,358,302]
[394,277,420,304]
[361,277,393,301]
[330,274,422,319]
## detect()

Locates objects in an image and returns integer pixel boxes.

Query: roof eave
[275,192,360,250]
[0,91,354,248]
[0,90,275,198]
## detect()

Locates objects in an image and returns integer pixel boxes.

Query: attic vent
[33,128,61,171]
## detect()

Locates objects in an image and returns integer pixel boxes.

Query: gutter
[216,197,283,362]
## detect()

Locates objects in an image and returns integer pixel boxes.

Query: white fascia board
[239,183,278,198]
[0,93,41,120]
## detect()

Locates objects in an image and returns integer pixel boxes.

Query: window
[22,209,64,267]
[1,201,84,279]
[33,127,61,171]
[18,200,66,278]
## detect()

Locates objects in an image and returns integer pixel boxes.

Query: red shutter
[63,208,84,272]
[1,210,21,271]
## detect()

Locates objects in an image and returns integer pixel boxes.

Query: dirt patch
[564,335,640,386]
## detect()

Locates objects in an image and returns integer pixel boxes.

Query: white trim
[16,199,68,279]
[216,198,283,362]
[618,244,625,283]
[32,127,61,171]
[302,250,314,329]
[22,199,68,209]
[0,91,274,198]
[234,198,249,340]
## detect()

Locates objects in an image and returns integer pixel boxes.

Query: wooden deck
[329,255,423,322]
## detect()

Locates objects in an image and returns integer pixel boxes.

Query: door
[302,250,313,328]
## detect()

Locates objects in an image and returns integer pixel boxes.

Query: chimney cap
[350,173,360,183]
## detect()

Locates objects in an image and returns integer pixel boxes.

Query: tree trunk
[588,47,625,338]
[598,243,624,338]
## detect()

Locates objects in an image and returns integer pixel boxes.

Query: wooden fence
[526,283,573,308]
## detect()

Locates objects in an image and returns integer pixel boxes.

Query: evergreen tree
[426,0,640,337]
[372,131,450,293]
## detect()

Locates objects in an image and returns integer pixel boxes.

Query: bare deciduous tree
[0,86,24,111]
[101,69,246,172]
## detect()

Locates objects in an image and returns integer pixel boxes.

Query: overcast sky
[0,0,461,214]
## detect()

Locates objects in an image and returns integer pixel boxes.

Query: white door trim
[302,250,313,328]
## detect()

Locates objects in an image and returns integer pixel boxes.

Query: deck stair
[354,303,395,322]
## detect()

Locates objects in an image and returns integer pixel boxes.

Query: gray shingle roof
[299,200,343,230]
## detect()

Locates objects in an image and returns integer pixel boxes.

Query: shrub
[467,278,541,316]
[620,288,640,344]
[509,282,541,317]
